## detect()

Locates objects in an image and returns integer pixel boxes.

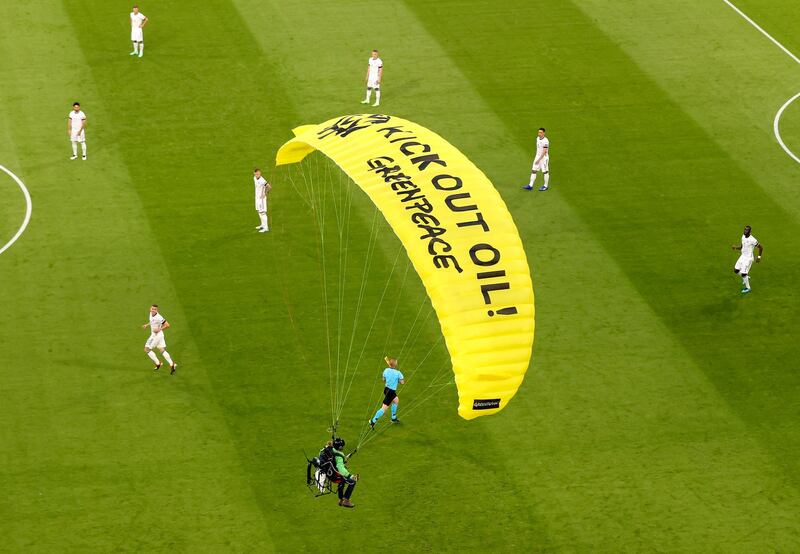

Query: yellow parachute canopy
[276,114,534,419]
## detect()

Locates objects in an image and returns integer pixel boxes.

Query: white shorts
[314,469,327,493]
[532,156,549,173]
[131,28,143,42]
[734,255,754,274]
[145,332,166,350]
[367,77,381,89]
[70,132,85,143]
[255,197,267,213]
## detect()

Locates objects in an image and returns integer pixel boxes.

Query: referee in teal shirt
[370,357,405,428]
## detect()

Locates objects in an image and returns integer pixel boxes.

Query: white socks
[72,142,78,156]
[132,42,138,53]
[528,172,550,188]
[743,275,750,289]
[147,349,175,366]
[259,213,269,230]
[365,88,372,102]
[375,90,381,104]
[139,43,144,56]
[81,142,87,157]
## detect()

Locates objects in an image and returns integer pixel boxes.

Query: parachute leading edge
[276,114,535,419]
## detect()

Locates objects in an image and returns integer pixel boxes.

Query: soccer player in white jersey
[67,102,87,161]
[142,304,178,374]
[253,168,272,233]
[360,50,383,107]
[523,128,550,191]
[129,5,148,58]
[732,225,763,294]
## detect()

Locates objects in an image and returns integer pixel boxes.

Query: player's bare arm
[265,182,272,193]
[141,16,148,28]
[377,66,383,84]
[67,118,71,137]
[731,244,742,250]
[756,243,763,261]
[365,66,370,83]
[160,321,170,331]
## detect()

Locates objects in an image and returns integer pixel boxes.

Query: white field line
[0,164,32,256]
[722,0,800,65]
[723,0,800,164]
[774,93,800,164]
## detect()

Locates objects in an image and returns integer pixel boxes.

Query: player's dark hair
[151,304,158,308]
[372,49,378,53]
[73,102,80,106]
[539,127,545,132]
[254,168,260,172]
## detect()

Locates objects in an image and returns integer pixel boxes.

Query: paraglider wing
[276,114,534,420]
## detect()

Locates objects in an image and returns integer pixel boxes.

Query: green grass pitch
[2,0,800,551]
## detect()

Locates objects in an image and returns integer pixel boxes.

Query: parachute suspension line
[334,205,382,421]
[382,256,411,355]
[411,361,455,408]
[357,328,449,450]
[300,158,336,431]
[401,378,455,418]
[289,159,447,444]
[355,369,384,448]
[299,156,318,211]
[357,377,455,451]
[328,160,349,232]
[355,323,447,449]
[321,157,354,434]
[304,162,316,208]
[400,334,445,387]
[326,161,349,433]
[335,241,406,425]
[394,295,433,366]
[285,163,340,429]
[287,156,453,442]
[284,166,313,211]
[364,339,449,445]
[355,252,418,449]
[397,305,436,365]
[325,160,343,419]
[332,168,354,432]
[337,203,380,415]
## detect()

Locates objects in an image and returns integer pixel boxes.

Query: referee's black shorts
[382,387,397,405]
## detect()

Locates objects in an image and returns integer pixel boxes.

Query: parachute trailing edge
[276,114,535,419]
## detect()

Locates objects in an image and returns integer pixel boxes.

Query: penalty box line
[722,0,800,165]
[722,0,800,65]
